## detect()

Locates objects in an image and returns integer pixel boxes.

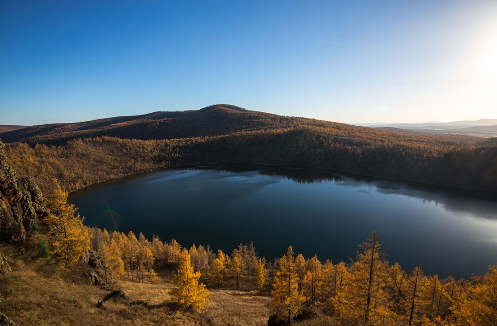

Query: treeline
[66,219,497,325]
[4,126,497,199]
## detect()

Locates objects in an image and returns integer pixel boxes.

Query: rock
[0,253,12,274]
[267,313,288,326]
[87,250,102,269]
[0,312,17,326]
[0,140,47,244]
[89,271,103,285]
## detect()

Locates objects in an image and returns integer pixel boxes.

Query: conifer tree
[325,261,350,317]
[256,258,267,290]
[210,258,224,287]
[347,231,390,325]
[294,254,306,291]
[151,235,165,267]
[167,239,181,264]
[170,249,211,311]
[148,268,160,283]
[230,255,243,289]
[44,180,90,263]
[126,231,140,280]
[453,266,497,326]
[319,260,334,301]
[302,255,323,305]
[404,265,424,326]
[420,275,442,321]
[98,239,125,286]
[270,246,306,324]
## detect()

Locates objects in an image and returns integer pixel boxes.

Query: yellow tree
[347,231,391,325]
[325,261,350,317]
[230,255,243,289]
[44,180,90,263]
[170,249,211,311]
[302,255,323,305]
[256,258,267,290]
[167,239,181,264]
[210,257,224,287]
[453,264,497,326]
[294,254,306,291]
[403,265,424,326]
[419,275,442,322]
[98,239,125,286]
[137,246,155,282]
[270,246,306,324]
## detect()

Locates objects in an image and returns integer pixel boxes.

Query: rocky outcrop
[0,252,11,274]
[0,140,48,244]
[0,312,17,326]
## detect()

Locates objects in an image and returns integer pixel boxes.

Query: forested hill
[2,104,497,193]
[0,104,482,145]
[0,104,304,145]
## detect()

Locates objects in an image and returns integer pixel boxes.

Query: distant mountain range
[368,120,497,138]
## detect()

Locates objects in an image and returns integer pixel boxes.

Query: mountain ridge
[0,104,484,145]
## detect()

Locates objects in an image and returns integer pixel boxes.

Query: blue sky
[1,0,496,125]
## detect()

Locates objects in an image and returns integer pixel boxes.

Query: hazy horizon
[2,105,497,128]
[1,0,496,126]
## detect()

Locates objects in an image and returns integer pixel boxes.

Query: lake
[68,164,497,278]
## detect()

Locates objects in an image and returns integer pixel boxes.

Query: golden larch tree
[230,255,243,289]
[270,246,306,324]
[302,255,323,305]
[256,258,267,290]
[98,238,125,286]
[294,253,306,291]
[324,261,350,317]
[403,265,424,326]
[170,249,211,311]
[453,264,497,326]
[419,275,442,322]
[346,231,391,325]
[44,180,90,263]
[210,257,224,288]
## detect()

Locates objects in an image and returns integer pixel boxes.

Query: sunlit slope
[0,104,481,145]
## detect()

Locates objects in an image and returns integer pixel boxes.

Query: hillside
[2,105,497,195]
[0,104,482,145]
[0,105,298,145]
[0,126,25,134]
[0,241,272,326]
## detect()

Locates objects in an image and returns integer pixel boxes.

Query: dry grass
[0,244,271,326]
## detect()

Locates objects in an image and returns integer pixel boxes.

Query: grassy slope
[0,240,271,326]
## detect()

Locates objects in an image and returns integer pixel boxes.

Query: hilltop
[0,104,481,145]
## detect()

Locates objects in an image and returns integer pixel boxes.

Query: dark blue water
[69,165,497,278]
